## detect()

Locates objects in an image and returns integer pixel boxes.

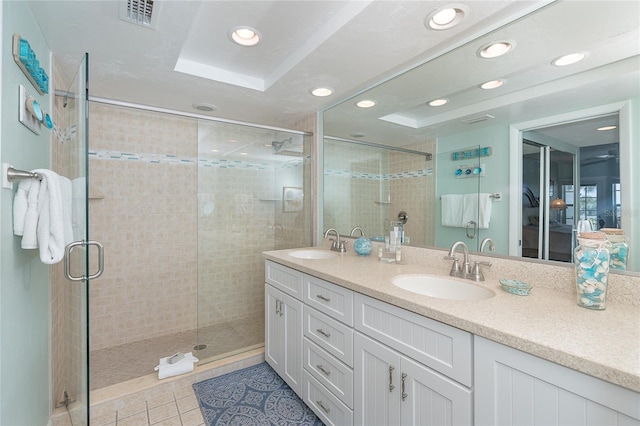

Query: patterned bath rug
[193,362,324,426]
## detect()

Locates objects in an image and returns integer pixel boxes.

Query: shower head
[272,137,293,153]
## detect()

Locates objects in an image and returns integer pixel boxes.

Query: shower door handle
[64,240,104,281]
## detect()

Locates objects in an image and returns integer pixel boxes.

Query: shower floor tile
[90,315,264,390]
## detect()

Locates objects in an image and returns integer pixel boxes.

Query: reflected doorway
[520,113,620,263]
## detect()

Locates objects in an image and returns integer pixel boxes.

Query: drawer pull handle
[389,365,395,392]
[317,365,331,376]
[317,400,331,414]
[401,372,407,401]
[316,294,331,302]
[316,328,331,338]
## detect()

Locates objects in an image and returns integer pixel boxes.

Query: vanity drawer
[304,306,354,367]
[265,260,303,300]
[303,337,354,409]
[354,293,472,386]
[303,370,353,426]
[303,274,354,326]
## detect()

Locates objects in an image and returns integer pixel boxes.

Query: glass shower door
[53,52,92,425]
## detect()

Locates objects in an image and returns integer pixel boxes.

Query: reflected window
[563,184,574,225]
[579,185,598,225]
[613,182,621,227]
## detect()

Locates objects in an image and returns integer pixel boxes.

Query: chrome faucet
[444,241,471,278]
[350,227,364,237]
[324,228,347,252]
[470,238,495,281]
[480,238,495,252]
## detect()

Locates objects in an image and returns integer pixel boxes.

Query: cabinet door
[265,284,284,373]
[400,357,472,426]
[475,336,640,426]
[354,333,402,426]
[265,284,303,396]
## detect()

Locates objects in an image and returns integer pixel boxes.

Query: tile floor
[52,349,265,426]
[89,381,204,426]
[91,315,264,389]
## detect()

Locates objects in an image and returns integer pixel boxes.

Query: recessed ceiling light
[192,103,217,112]
[597,125,617,131]
[426,6,467,30]
[356,100,376,108]
[480,79,505,90]
[229,26,261,47]
[240,152,248,156]
[428,99,448,107]
[228,139,238,143]
[311,87,333,97]
[552,52,588,67]
[210,149,219,153]
[478,40,514,58]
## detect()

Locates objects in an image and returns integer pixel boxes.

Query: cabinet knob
[316,294,331,302]
[401,372,408,401]
[389,365,395,392]
[317,400,331,414]
[317,364,331,376]
[316,328,331,338]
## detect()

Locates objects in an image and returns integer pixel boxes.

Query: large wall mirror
[321,1,640,272]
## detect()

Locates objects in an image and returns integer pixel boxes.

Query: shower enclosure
[323,137,434,246]
[194,120,312,361]
[51,53,91,425]
[85,102,312,391]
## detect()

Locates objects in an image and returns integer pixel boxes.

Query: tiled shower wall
[196,160,309,328]
[88,104,199,351]
[389,141,437,246]
[324,139,435,245]
[87,103,312,352]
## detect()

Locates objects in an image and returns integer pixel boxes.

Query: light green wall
[435,98,640,268]
[1,2,52,424]
[435,125,511,253]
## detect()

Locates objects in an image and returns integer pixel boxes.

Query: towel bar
[440,193,501,200]
[6,166,41,182]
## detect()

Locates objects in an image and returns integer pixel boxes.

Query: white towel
[462,193,478,228]
[154,352,199,380]
[477,193,493,229]
[461,193,493,229]
[34,169,69,264]
[18,178,42,249]
[13,179,33,237]
[441,194,464,227]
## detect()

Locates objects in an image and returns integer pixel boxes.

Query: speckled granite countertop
[263,245,640,393]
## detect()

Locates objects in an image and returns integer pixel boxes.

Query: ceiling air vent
[120,0,158,29]
[461,114,495,125]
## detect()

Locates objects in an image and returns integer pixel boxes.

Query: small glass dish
[500,278,532,296]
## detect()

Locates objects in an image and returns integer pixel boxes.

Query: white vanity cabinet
[265,261,304,396]
[354,293,472,426]
[301,273,355,426]
[475,336,640,426]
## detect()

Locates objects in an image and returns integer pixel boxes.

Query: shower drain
[193,344,207,351]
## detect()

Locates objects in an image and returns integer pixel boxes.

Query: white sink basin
[288,250,337,260]
[392,274,495,301]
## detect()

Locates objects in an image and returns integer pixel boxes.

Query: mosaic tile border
[89,150,303,170]
[325,168,433,180]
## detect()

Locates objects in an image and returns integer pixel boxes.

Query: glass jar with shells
[574,232,611,310]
